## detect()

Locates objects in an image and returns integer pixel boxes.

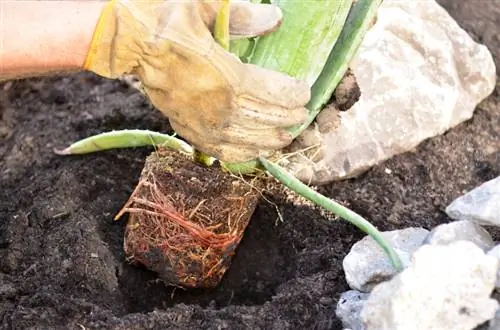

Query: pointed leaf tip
[53,147,71,155]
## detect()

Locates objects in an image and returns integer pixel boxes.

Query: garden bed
[0,1,498,328]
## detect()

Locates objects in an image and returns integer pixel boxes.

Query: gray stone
[342,227,429,292]
[335,290,368,330]
[282,0,496,185]
[361,241,499,330]
[446,176,500,227]
[424,220,494,251]
[488,309,500,330]
[487,245,500,288]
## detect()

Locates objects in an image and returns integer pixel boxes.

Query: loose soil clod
[117,147,262,288]
[332,68,361,112]
[314,67,361,134]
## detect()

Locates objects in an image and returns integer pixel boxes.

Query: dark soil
[121,148,261,289]
[0,1,498,329]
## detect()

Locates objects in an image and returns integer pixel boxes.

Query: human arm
[0,1,104,81]
[1,0,311,163]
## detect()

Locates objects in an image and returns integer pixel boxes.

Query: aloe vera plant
[236,0,354,87]
[56,0,402,286]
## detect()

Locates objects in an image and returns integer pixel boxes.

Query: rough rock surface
[335,290,369,330]
[361,241,499,330]
[343,228,429,292]
[488,245,500,288]
[285,0,497,185]
[446,176,500,226]
[424,220,494,251]
[489,309,500,330]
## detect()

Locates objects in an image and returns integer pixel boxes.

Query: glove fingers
[228,2,283,39]
[170,120,259,163]
[242,64,311,110]
[170,118,291,162]
[238,97,309,128]
[219,125,293,151]
[210,143,261,163]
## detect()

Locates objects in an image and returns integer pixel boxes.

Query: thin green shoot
[54,129,193,155]
[258,157,403,271]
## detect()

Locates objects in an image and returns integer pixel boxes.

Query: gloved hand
[84,0,310,163]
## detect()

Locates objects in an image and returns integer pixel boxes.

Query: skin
[0,1,105,81]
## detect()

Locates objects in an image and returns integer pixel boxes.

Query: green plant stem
[214,0,231,50]
[290,0,382,138]
[245,0,353,87]
[53,129,193,155]
[258,157,403,271]
[223,0,381,171]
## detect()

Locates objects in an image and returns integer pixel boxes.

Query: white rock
[283,0,496,185]
[424,220,494,252]
[446,176,500,227]
[487,245,500,288]
[361,241,499,330]
[343,227,429,292]
[336,290,369,330]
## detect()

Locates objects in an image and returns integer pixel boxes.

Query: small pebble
[319,297,333,305]
[0,283,17,299]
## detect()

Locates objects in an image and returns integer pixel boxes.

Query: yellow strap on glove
[84,0,310,163]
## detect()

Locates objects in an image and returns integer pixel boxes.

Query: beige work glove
[84,0,310,163]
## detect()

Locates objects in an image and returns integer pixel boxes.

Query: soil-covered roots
[116,148,262,288]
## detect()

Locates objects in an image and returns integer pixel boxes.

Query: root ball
[119,148,261,288]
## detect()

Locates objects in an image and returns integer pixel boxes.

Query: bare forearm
[0,1,105,81]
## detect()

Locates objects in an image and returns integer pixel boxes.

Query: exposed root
[119,148,261,288]
[228,170,286,225]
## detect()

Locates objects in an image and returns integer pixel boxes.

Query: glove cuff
[84,0,118,77]
[84,0,152,79]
